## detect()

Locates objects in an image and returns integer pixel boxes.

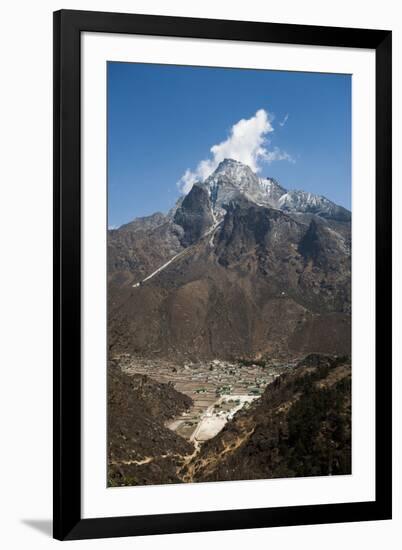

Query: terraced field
[117,355,292,443]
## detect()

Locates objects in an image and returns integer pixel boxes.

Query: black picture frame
[53,9,392,541]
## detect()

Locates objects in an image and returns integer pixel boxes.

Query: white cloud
[177,169,198,195]
[263,146,295,164]
[177,109,293,194]
[279,113,289,127]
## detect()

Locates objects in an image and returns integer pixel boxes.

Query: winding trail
[111,452,185,467]
[180,427,255,482]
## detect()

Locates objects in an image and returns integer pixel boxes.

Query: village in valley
[116,354,294,444]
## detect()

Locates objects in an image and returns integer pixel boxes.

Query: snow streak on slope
[132,221,223,287]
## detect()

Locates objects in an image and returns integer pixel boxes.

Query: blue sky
[108,62,351,228]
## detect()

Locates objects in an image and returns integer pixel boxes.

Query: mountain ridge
[112,158,350,232]
[108,158,351,360]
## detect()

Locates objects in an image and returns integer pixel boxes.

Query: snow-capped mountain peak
[213,158,250,176]
[257,177,287,206]
[278,190,351,221]
[201,159,262,216]
[190,158,350,222]
[201,159,285,213]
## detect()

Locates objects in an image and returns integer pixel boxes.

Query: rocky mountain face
[108,159,351,360]
[278,190,351,221]
[199,158,351,222]
[173,184,215,246]
[108,214,184,287]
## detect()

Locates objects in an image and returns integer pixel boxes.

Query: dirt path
[111,451,187,467]
[179,427,255,482]
[110,456,154,466]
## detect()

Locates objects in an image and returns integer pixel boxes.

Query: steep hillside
[108,361,193,486]
[108,201,350,359]
[185,354,351,482]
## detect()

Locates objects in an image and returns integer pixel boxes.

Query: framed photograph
[53,9,392,541]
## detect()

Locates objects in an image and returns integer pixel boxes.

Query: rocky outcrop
[173,184,215,246]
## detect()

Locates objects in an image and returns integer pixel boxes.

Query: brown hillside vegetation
[108,199,351,360]
[108,361,193,486]
[185,354,351,482]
